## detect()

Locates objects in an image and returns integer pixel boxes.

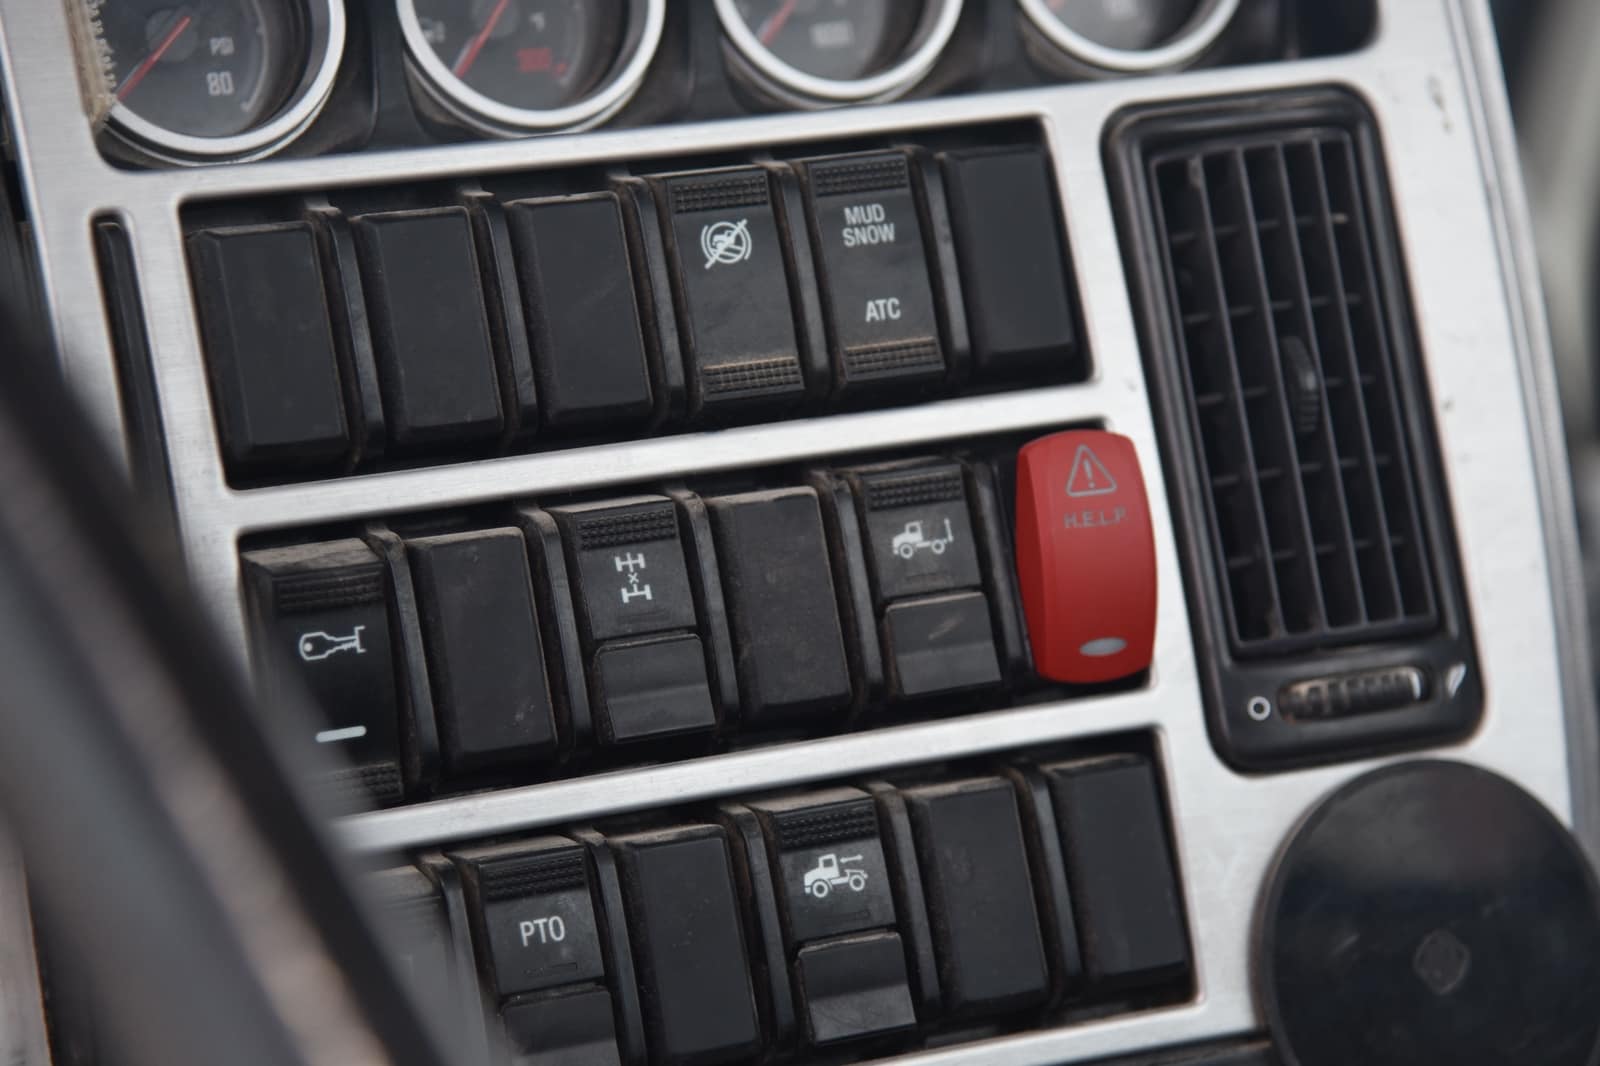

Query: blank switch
[613,826,761,1064]
[940,148,1078,380]
[706,488,851,727]
[408,529,557,775]
[1044,754,1189,990]
[904,777,1049,1017]
[189,222,349,474]
[506,194,654,431]
[352,208,503,450]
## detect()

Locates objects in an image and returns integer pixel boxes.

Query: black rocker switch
[241,539,404,805]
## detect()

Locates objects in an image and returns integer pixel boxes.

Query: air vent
[1111,90,1481,770]
[1147,126,1435,655]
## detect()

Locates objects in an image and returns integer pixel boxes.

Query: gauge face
[1035,0,1201,52]
[729,0,923,83]
[408,0,624,113]
[91,0,344,162]
[397,0,664,134]
[100,0,299,139]
[714,0,962,105]
[1018,0,1237,72]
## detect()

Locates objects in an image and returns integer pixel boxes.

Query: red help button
[1015,430,1156,683]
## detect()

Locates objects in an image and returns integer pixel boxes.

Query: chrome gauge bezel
[395,0,665,137]
[1016,0,1241,74]
[102,0,346,163]
[713,0,964,107]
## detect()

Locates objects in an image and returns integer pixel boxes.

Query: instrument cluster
[74,1,1320,167]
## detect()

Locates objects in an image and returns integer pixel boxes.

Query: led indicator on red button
[1015,430,1157,683]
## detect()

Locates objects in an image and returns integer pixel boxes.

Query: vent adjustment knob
[1280,336,1322,439]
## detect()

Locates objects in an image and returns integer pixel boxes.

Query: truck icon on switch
[891,518,954,559]
[802,853,868,898]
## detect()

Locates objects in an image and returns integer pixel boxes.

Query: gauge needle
[116,11,193,101]
[758,0,802,45]
[454,0,514,77]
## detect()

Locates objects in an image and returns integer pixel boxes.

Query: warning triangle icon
[1065,445,1117,498]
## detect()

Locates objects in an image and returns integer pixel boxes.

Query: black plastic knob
[1260,760,1600,1066]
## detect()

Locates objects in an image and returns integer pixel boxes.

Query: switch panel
[235,431,1166,789]
[387,740,1189,1060]
[39,6,1524,1061]
[180,132,1079,485]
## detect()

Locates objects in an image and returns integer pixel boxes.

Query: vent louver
[1147,127,1436,656]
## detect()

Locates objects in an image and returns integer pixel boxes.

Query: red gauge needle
[454,0,514,78]
[115,11,193,101]
[758,0,801,45]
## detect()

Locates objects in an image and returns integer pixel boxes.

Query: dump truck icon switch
[891,517,955,560]
[802,853,869,899]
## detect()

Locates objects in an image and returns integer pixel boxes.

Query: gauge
[1017,0,1240,73]
[93,0,345,162]
[714,0,964,106]
[396,0,666,136]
